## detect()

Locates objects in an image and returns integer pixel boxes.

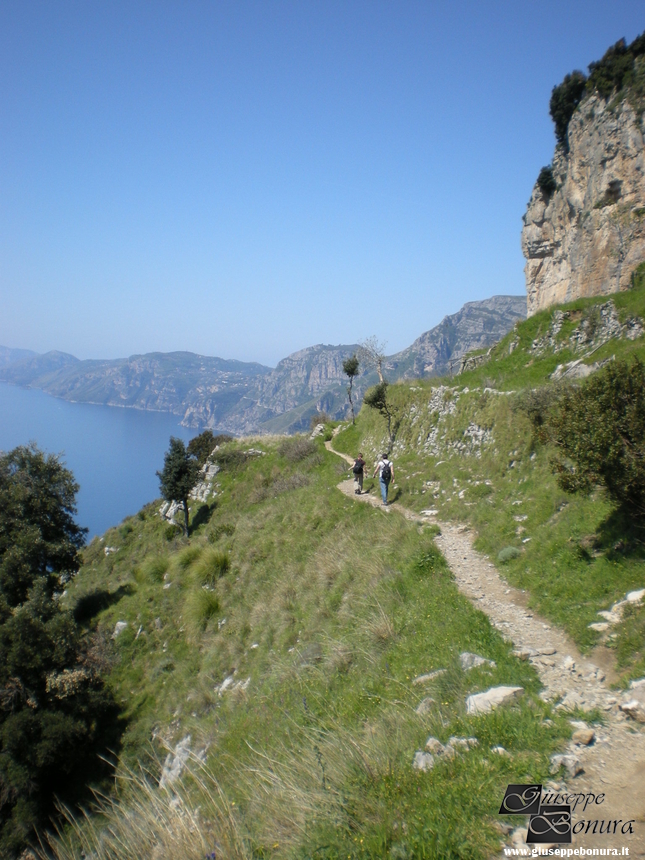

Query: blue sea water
[0,383,194,538]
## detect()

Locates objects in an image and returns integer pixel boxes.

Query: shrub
[550,359,645,519]
[498,546,521,563]
[518,385,563,444]
[193,548,230,587]
[537,165,557,197]
[175,544,203,572]
[207,522,235,543]
[141,555,169,582]
[185,588,220,632]
[187,430,233,467]
[278,437,317,463]
[587,38,634,98]
[549,70,587,149]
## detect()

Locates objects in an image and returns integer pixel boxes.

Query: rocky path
[327,442,645,855]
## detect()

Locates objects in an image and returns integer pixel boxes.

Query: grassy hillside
[44,433,574,860]
[335,270,645,682]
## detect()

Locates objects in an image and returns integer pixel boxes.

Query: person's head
[382,452,388,460]
[359,452,363,458]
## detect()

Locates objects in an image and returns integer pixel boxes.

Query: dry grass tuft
[39,754,249,860]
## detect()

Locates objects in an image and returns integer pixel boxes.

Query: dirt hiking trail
[327,441,645,856]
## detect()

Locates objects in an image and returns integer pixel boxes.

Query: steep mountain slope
[47,434,565,860]
[0,294,525,435]
[0,346,37,368]
[523,33,645,314]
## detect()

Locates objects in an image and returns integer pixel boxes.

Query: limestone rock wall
[522,93,645,316]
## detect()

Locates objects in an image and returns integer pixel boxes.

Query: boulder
[619,696,645,723]
[412,751,434,772]
[412,669,446,685]
[550,754,583,777]
[572,728,595,746]
[159,735,192,789]
[424,737,446,755]
[466,686,523,715]
[626,588,645,604]
[459,652,496,671]
[415,696,435,716]
[112,621,128,639]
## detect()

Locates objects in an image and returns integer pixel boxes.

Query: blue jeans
[379,477,389,503]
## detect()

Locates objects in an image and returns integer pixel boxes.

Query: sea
[0,382,195,538]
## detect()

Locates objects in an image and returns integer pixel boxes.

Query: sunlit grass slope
[335,271,645,682]
[50,435,572,860]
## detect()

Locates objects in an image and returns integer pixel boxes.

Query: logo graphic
[499,784,542,816]
[527,804,572,844]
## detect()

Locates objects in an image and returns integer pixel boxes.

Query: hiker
[373,452,394,505]
[352,452,366,494]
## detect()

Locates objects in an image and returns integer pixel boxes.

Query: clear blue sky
[1,2,643,366]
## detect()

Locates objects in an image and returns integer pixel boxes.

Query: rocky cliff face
[522,93,645,315]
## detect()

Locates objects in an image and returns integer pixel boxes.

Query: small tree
[550,359,645,519]
[358,336,387,383]
[342,354,360,424]
[187,430,233,467]
[363,381,399,446]
[157,438,199,536]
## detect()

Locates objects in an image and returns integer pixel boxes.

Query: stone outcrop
[522,93,645,315]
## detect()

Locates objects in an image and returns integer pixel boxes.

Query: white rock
[626,588,645,604]
[112,621,128,639]
[562,655,575,670]
[629,678,645,690]
[550,754,583,777]
[420,509,439,516]
[415,696,435,716]
[424,737,446,754]
[310,423,325,439]
[412,751,434,772]
[412,669,446,685]
[491,745,510,756]
[459,652,496,671]
[619,698,645,723]
[556,691,583,712]
[159,735,192,789]
[512,647,536,661]
[466,686,523,715]
[448,736,479,751]
[588,622,609,632]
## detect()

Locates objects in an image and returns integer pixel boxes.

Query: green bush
[175,544,203,571]
[193,548,230,587]
[550,359,645,519]
[207,522,235,543]
[278,437,317,462]
[537,165,557,197]
[549,70,587,149]
[498,546,521,563]
[185,588,220,632]
[141,555,169,582]
[187,430,233,467]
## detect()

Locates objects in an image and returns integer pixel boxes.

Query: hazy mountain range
[1,295,525,434]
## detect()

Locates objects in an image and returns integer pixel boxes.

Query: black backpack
[352,460,363,475]
[381,462,391,482]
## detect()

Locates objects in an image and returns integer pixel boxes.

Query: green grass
[47,434,574,860]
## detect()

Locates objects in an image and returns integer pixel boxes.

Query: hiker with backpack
[351,452,366,494]
[373,453,394,506]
